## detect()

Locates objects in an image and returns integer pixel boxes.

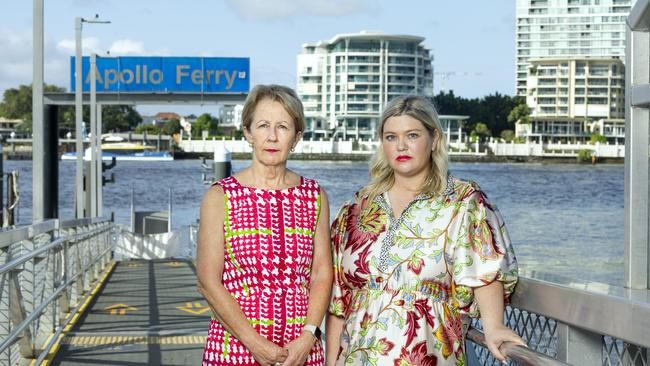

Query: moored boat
[61,141,173,161]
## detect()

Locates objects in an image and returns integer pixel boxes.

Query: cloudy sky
[1,0,516,115]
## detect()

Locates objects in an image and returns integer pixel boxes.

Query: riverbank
[172,151,625,164]
[6,150,624,164]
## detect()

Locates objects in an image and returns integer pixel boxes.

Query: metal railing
[467,275,649,366]
[0,217,115,365]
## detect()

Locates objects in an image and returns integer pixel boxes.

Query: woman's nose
[267,127,278,141]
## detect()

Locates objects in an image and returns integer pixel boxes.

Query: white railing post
[556,323,602,366]
[625,2,650,290]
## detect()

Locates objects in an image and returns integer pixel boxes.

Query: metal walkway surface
[49,259,211,366]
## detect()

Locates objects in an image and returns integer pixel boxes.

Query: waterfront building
[518,58,625,142]
[297,31,434,140]
[439,115,468,144]
[515,0,633,96]
[221,104,243,129]
[0,117,23,137]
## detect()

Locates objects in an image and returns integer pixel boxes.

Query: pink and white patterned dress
[201,175,325,366]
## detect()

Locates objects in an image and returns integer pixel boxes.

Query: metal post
[556,323,602,366]
[33,0,44,223]
[624,26,650,289]
[0,142,3,225]
[168,187,172,233]
[90,54,97,217]
[44,105,59,218]
[75,17,84,218]
[97,104,103,217]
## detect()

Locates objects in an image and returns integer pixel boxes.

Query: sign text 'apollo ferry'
[70,56,250,93]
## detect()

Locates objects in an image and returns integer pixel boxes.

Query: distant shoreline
[4,151,624,164]
[173,151,625,164]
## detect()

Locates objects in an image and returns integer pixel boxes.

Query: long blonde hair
[359,95,449,205]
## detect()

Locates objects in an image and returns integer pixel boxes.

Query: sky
[0,0,516,116]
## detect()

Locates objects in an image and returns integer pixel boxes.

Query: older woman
[197,84,332,366]
[326,96,524,365]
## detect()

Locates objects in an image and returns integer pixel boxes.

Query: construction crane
[434,71,483,93]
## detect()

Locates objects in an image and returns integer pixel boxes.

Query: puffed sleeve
[450,187,518,317]
[328,203,353,318]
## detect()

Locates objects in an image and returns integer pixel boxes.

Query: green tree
[0,84,66,133]
[590,133,607,143]
[163,118,181,135]
[193,113,219,137]
[507,103,531,126]
[432,91,523,137]
[500,129,516,142]
[471,122,492,141]
[135,124,161,134]
[60,104,142,134]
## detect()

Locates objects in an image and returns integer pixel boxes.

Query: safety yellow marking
[104,303,138,315]
[176,302,211,315]
[61,335,205,346]
[166,261,183,267]
[126,262,142,267]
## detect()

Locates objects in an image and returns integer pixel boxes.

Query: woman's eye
[278,124,288,130]
[384,135,396,141]
[257,123,268,129]
[408,133,419,139]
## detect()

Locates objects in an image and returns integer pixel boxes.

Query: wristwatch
[302,324,322,339]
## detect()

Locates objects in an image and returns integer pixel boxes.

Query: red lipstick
[396,155,412,162]
[265,148,279,153]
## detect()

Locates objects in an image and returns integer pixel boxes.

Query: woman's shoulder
[447,176,485,202]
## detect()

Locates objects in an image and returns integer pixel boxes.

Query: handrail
[467,327,571,366]
[0,224,111,276]
[0,218,115,363]
[510,276,650,348]
[0,217,112,249]
[0,245,112,354]
[60,216,112,229]
[0,219,57,249]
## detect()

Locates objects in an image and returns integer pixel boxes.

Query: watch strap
[302,324,321,339]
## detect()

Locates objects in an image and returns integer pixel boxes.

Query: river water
[8,159,624,286]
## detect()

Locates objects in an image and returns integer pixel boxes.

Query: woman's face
[244,98,301,167]
[382,114,437,179]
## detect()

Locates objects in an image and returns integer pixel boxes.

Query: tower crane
[433,71,483,93]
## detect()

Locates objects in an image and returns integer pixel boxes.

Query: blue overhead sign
[70,56,249,93]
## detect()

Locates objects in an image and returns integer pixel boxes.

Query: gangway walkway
[50,259,210,365]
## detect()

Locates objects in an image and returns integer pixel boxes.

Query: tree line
[431,90,529,142]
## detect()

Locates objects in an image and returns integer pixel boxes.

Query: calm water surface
[8,159,624,286]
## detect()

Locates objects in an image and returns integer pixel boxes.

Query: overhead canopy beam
[44,92,247,106]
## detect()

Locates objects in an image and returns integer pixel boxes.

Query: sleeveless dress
[201,175,325,366]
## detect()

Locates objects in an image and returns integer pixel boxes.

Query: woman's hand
[483,324,527,362]
[249,337,289,366]
[282,333,316,366]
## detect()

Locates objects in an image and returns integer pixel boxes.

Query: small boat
[61,142,173,161]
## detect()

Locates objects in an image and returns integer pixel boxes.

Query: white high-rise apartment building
[515,0,633,96]
[526,58,624,118]
[297,31,433,139]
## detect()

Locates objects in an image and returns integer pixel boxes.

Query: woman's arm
[325,315,345,366]
[474,281,526,362]
[196,185,287,366]
[283,189,334,366]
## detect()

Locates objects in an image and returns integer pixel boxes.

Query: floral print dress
[329,176,518,366]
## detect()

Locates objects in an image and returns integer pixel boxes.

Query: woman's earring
[291,146,295,152]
